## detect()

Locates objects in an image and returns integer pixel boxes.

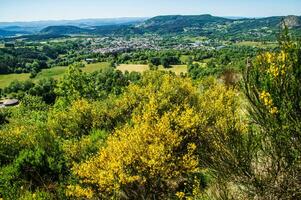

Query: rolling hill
[137,14,233,33]
[0,17,147,37]
[39,24,144,36]
[136,15,301,38]
[40,25,89,35]
[0,29,23,37]
[1,15,300,39]
[40,14,300,35]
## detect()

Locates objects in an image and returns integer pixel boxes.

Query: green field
[0,62,187,88]
[180,55,191,63]
[117,64,149,73]
[234,41,278,48]
[193,61,207,68]
[162,65,187,75]
[35,66,67,80]
[0,73,31,88]
[117,64,187,75]
[82,62,110,73]
[0,62,109,88]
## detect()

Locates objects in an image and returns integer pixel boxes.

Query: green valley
[0,2,301,199]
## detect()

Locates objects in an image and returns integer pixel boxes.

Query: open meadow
[0,62,188,89]
[234,41,278,48]
[117,64,188,75]
[0,62,110,88]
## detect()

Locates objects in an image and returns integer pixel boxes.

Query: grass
[180,55,191,63]
[161,65,187,75]
[35,66,68,80]
[202,58,213,63]
[117,64,149,73]
[0,62,109,88]
[82,62,110,73]
[117,64,187,75]
[234,41,277,48]
[192,61,207,68]
[0,62,186,89]
[0,73,31,88]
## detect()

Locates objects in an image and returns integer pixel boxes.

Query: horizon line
[0,14,298,24]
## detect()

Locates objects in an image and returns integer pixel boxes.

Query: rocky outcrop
[281,15,301,28]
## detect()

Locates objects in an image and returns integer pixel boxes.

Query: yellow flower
[267,64,279,77]
[260,51,290,77]
[265,52,273,63]
[68,72,244,199]
[278,50,287,62]
[176,191,185,199]
[270,107,278,115]
[260,91,278,115]
[66,185,94,198]
[260,91,272,106]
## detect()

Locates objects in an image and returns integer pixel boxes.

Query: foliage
[55,65,137,103]
[0,108,10,126]
[48,99,97,139]
[0,28,300,200]
[0,39,87,75]
[66,71,242,199]
[68,72,201,199]
[3,78,57,104]
[61,129,108,165]
[29,79,57,104]
[0,97,67,199]
[240,32,301,199]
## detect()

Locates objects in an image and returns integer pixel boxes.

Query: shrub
[241,32,301,199]
[67,71,243,199]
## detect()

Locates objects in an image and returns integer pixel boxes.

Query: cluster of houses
[85,35,228,55]
[91,37,161,54]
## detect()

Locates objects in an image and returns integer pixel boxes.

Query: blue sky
[0,0,300,22]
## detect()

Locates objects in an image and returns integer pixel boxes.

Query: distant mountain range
[0,15,300,39]
[0,17,147,36]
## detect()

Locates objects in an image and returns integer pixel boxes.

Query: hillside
[138,14,232,33]
[91,25,143,35]
[136,14,301,40]
[0,29,15,37]
[0,17,146,37]
[136,15,301,39]
[282,15,301,28]
[2,15,301,40]
[40,25,89,35]
[0,29,27,37]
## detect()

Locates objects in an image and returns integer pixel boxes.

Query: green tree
[149,57,161,66]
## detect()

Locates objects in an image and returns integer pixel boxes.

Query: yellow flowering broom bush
[242,32,301,199]
[67,71,244,199]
